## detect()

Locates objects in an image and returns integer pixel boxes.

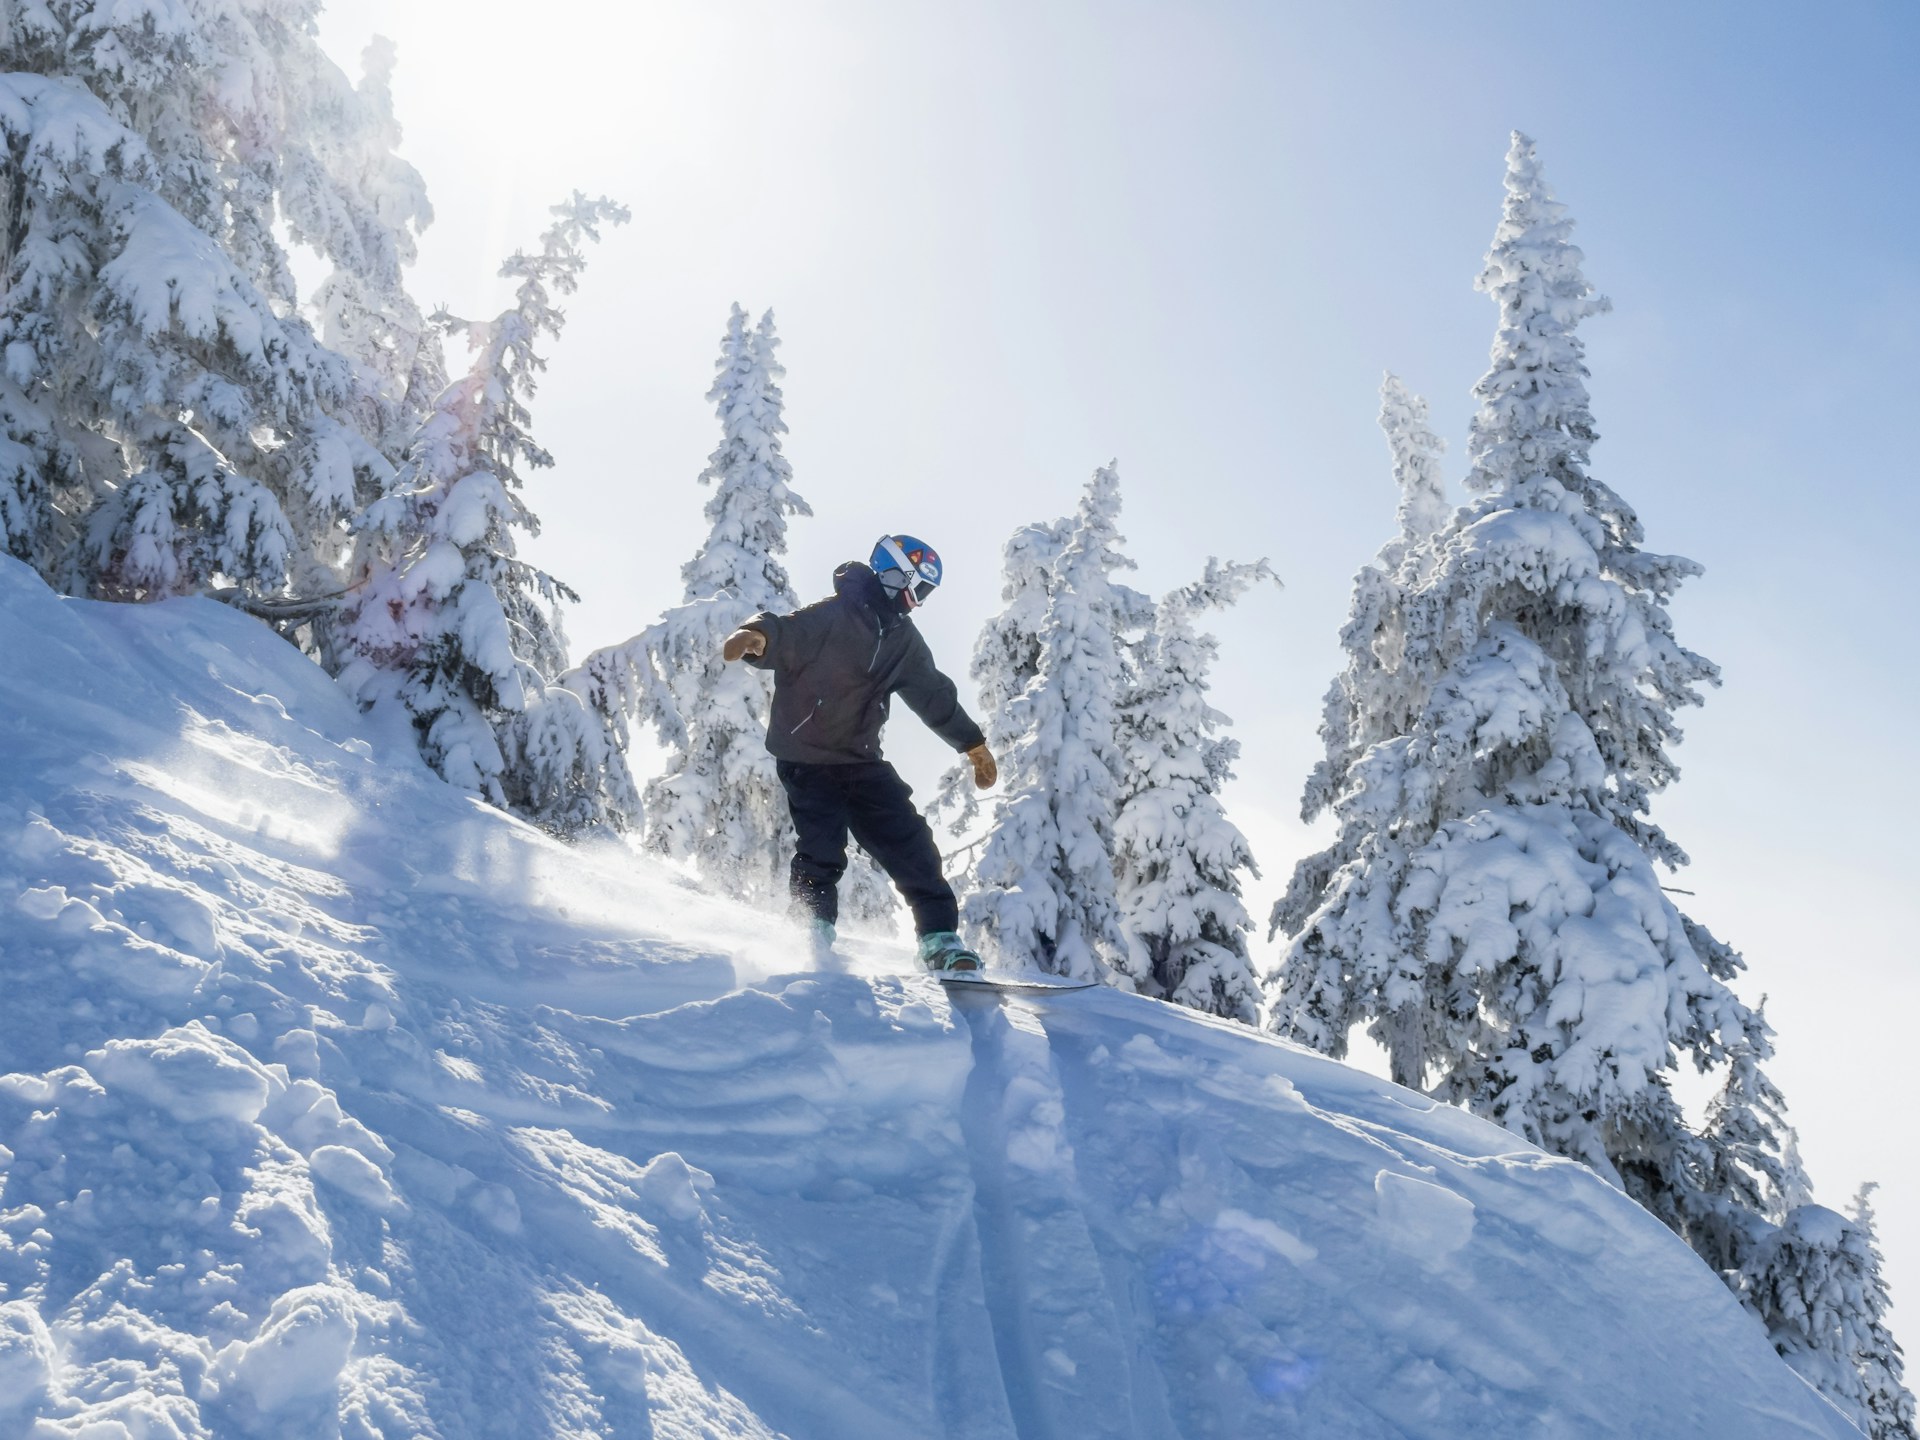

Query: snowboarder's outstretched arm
[727,607,824,673]
[895,631,992,782]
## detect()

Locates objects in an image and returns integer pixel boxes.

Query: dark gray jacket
[743,563,986,765]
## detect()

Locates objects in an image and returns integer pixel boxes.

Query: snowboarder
[722,535,998,971]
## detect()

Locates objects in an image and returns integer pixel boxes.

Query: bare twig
[942,834,989,867]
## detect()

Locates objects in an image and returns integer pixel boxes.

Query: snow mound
[87,1024,273,1124]
[0,557,1859,1437]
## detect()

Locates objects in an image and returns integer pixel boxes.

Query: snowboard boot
[807,918,838,963]
[916,930,982,973]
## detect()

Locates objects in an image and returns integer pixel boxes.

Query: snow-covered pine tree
[1839,1186,1917,1440]
[0,73,323,596]
[1738,1193,1917,1440]
[675,308,809,610]
[1273,118,1811,1300]
[932,515,1070,839]
[1693,1022,1812,1253]
[1683,1022,1911,1434]
[1112,558,1275,1020]
[971,519,1076,719]
[565,306,812,899]
[642,304,806,898]
[1273,130,1704,1106]
[1272,372,1454,1045]
[1379,372,1451,572]
[964,463,1145,981]
[1270,131,1913,1426]
[1,6,429,607]
[1295,372,1450,855]
[337,195,636,835]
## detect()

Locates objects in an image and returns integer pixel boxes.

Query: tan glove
[722,627,767,662]
[967,742,997,789]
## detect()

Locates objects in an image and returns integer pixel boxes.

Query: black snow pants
[777,759,957,936]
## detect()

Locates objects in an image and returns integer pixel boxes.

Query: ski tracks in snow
[947,987,1176,1440]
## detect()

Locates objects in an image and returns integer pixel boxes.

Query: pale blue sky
[318,0,1918,1325]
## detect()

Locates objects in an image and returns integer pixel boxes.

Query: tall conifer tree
[1739,1194,1916,1440]
[567,307,810,897]
[1268,131,1909,1430]
[1271,131,1730,1142]
[964,464,1143,979]
[1113,558,1275,1018]
[1841,1186,1917,1440]
[933,517,1069,843]
[338,196,634,834]
[1296,372,1451,847]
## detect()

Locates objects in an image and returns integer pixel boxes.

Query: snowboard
[936,971,1100,993]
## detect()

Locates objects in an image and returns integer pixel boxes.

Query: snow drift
[0,556,1857,1437]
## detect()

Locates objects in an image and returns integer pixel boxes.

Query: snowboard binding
[917,931,982,973]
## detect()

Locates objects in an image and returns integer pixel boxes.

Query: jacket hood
[833,561,906,627]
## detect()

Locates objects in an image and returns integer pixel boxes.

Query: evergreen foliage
[1298,372,1451,836]
[955,476,1266,1006]
[678,307,810,612]
[338,196,635,835]
[1694,1022,1813,1251]
[1112,558,1275,1019]
[0,3,430,602]
[963,464,1142,980]
[1684,1026,1912,1433]
[933,516,1069,837]
[1267,130,1910,1430]
[1271,129,1731,1150]
[1841,1187,1917,1440]
[566,306,811,897]
[1739,1196,1916,1440]
[2,5,638,839]
[1380,371,1451,567]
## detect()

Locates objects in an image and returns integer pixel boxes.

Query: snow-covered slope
[0,557,1857,1438]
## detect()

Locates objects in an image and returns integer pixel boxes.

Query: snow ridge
[0,557,1860,1437]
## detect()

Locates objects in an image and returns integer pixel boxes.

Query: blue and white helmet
[871,534,943,607]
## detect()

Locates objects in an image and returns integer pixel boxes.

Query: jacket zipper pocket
[790,701,820,735]
[869,621,885,673]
